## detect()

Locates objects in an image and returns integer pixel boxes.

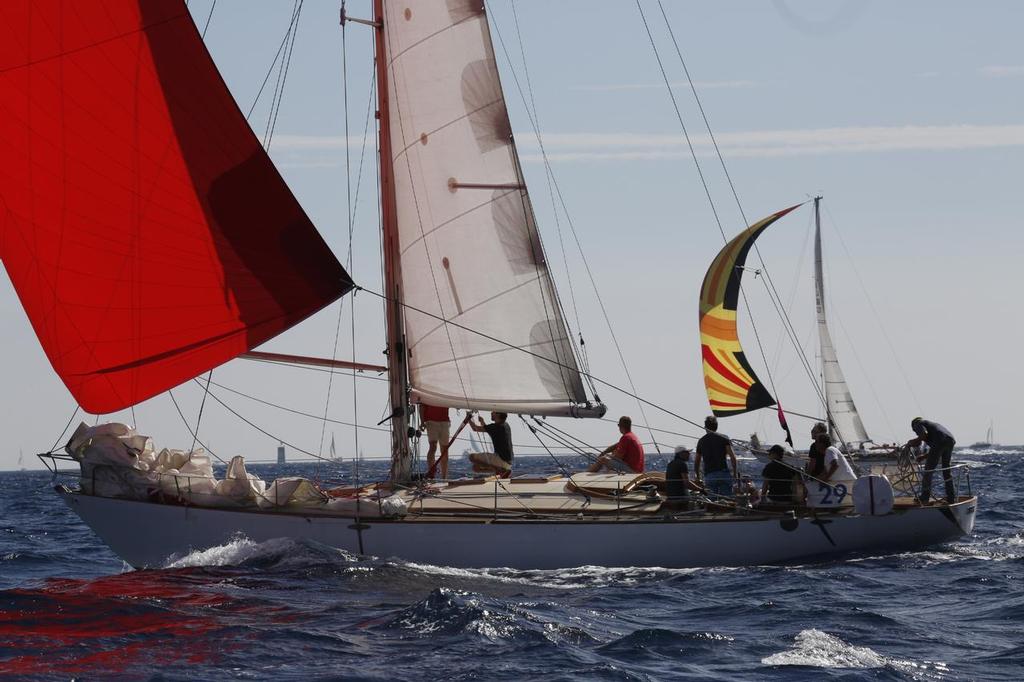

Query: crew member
[589,416,645,473]
[694,416,738,500]
[907,417,956,504]
[468,412,514,477]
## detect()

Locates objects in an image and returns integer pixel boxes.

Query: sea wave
[165,536,358,570]
[402,561,711,590]
[761,628,948,677]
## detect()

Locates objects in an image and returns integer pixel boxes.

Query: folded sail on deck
[0,2,351,413]
[814,204,870,447]
[699,206,799,416]
[380,0,599,417]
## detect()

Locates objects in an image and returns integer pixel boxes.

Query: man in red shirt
[420,403,450,479]
[588,416,645,474]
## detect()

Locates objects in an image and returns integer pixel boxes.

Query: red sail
[0,1,352,413]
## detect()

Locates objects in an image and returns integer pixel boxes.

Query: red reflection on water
[0,570,277,676]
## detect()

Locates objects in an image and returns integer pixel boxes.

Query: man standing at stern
[908,417,957,504]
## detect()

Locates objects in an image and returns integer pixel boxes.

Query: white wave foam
[762,629,887,668]
[763,629,948,677]
[165,535,287,568]
[402,561,711,589]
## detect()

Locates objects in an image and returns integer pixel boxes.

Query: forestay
[380,0,598,417]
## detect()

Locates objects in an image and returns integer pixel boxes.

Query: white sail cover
[814,218,870,448]
[382,0,596,416]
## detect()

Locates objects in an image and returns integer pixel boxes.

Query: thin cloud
[269,123,1024,163]
[570,79,757,92]
[517,124,1024,162]
[979,65,1024,78]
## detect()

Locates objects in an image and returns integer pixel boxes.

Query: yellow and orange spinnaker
[699,205,801,417]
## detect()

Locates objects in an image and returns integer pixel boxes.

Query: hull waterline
[58,489,977,570]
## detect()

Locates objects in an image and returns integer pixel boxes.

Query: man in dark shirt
[694,416,738,500]
[468,412,513,477]
[907,417,956,504]
[665,446,701,510]
[805,422,827,478]
[761,444,797,504]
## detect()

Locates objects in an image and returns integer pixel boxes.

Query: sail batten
[699,205,800,416]
[0,1,352,412]
[381,0,597,417]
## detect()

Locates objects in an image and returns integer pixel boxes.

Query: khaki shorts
[424,420,450,444]
[469,452,512,472]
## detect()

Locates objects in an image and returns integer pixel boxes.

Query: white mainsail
[381,0,600,417]
[813,198,870,448]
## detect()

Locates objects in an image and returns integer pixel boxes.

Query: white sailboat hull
[59,490,976,570]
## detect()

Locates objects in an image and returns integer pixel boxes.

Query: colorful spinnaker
[0,2,352,413]
[698,205,800,417]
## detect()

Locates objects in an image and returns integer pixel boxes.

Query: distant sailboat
[969,422,997,449]
[811,196,874,454]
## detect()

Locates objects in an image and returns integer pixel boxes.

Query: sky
[2,0,1023,470]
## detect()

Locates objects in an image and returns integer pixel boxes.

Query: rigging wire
[168,389,225,463]
[245,2,303,121]
[48,405,81,453]
[506,1,592,384]
[652,0,831,409]
[641,2,834,437]
[189,370,214,455]
[192,381,335,462]
[490,14,660,451]
[263,0,304,149]
[832,294,898,441]
[635,0,793,431]
[200,0,217,39]
[822,202,924,414]
[198,378,387,434]
[356,284,823,438]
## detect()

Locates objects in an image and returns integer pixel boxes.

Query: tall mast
[374,0,412,483]
[813,195,827,429]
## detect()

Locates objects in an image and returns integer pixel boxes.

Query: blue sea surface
[1,449,1021,680]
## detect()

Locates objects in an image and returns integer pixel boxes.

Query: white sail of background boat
[2,0,975,569]
[812,196,872,452]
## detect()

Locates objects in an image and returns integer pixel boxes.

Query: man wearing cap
[907,417,956,504]
[665,446,701,510]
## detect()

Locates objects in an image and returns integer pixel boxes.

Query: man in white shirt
[806,433,856,507]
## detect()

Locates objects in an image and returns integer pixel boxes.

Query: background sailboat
[812,196,873,454]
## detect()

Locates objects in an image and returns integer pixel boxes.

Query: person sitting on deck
[805,422,828,479]
[694,416,738,501]
[467,412,514,477]
[806,433,857,508]
[419,402,450,479]
[589,416,645,474]
[761,444,798,505]
[664,445,701,510]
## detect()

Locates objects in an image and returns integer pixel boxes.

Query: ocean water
[1,449,1021,680]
